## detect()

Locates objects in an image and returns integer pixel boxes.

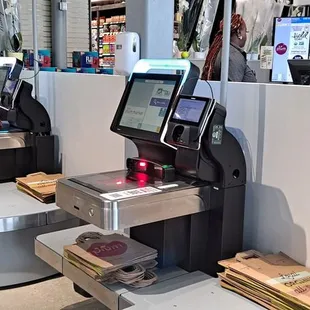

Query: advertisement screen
[272,17,310,83]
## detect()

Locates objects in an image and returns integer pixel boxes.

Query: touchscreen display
[3,79,18,96]
[173,98,206,123]
[119,78,177,133]
[0,67,9,94]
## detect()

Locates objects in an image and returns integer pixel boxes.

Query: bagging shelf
[35,224,262,310]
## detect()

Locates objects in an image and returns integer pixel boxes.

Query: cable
[20,68,40,80]
[182,75,215,101]
[204,80,214,100]
[20,59,41,80]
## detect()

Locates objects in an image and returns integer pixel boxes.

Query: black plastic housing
[0,134,55,183]
[0,79,56,182]
[7,81,51,133]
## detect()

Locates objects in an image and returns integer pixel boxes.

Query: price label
[260,46,273,70]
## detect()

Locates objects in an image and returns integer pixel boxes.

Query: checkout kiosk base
[35,225,263,310]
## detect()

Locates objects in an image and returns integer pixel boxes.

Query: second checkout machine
[35,60,256,309]
[0,57,55,181]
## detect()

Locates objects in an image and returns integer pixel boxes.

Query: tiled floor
[0,277,104,310]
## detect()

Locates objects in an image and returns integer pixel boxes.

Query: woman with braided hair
[202,14,257,82]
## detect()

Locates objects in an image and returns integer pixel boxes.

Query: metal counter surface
[122,272,265,310]
[0,182,74,232]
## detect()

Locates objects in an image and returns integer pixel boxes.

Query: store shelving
[91,0,126,68]
[91,2,125,12]
[92,22,125,29]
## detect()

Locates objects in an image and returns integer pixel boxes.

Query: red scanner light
[139,162,147,168]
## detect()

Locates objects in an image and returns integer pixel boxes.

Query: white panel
[36,72,126,176]
[254,84,310,266]
[195,81,310,267]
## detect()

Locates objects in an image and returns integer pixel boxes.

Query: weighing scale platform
[35,225,263,310]
[57,171,209,231]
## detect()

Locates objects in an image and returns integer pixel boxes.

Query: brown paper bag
[219,251,310,310]
[16,172,64,203]
[64,233,157,277]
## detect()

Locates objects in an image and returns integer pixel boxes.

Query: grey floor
[0,277,105,310]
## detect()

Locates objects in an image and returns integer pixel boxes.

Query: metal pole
[51,0,68,69]
[220,0,233,108]
[32,0,39,100]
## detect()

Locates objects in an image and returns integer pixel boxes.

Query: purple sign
[149,97,170,108]
[276,43,287,55]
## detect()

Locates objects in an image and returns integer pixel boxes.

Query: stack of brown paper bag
[16,172,64,203]
[219,250,310,310]
[64,232,158,288]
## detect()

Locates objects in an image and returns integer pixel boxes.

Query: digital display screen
[3,79,18,96]
[173,98,206,123]
[119,78,177,133]
[272,17,310,83]
[0,67,9,95]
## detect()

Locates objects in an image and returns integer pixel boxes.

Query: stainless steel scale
[35,60,256,309]
[0,131,31,150]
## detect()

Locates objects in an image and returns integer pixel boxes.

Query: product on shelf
[92,28,98,52]
[61,68,77,73]
[110,24,120,32]
[38,50,52,67]
[23,49,51,68]
[79,68,96,74]
[72,51,99,69]
[102,44,110,54]
[101,56,115,67]
[91,12,126,68]
[111,15,120,23]
[99,68,113,75]
[99,17,106,26]
[101,33,118,44]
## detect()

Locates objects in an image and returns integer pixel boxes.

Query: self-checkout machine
[34,59,262,309]
[0,57,78,287]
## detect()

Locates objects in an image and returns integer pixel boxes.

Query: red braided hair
[201,14,245,81]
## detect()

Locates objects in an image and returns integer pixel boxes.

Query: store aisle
[0,277,103,310]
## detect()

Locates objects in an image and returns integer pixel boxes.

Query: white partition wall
[256,84,309,264]
[35,72,127,176]
[195,81,310,266]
